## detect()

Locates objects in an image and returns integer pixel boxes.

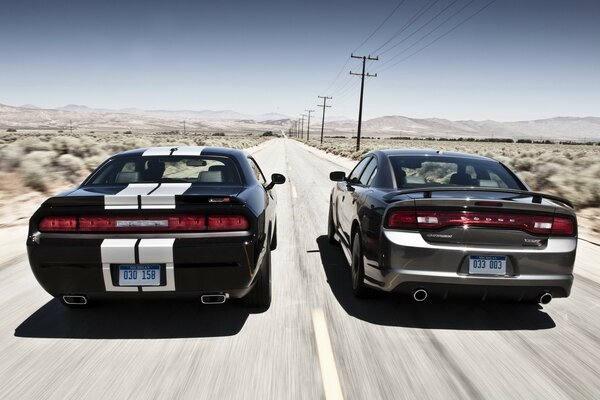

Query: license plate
[118,264,161,286]
[468,255,507,275]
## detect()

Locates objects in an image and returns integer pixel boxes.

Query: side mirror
[265,173,286,190]
[329,171,346,182]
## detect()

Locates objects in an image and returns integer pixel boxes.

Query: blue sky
[0,0,598,121]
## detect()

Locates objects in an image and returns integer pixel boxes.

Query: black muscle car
[328,149,577,304]
[27,146,285,308]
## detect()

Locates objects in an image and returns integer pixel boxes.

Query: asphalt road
[1,138,600,400]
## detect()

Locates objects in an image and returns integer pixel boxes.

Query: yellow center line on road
[312,308,344,400]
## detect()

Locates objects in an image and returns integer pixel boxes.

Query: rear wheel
[327,203,337,244]
[243,236,272,308]
[351,231,372,297]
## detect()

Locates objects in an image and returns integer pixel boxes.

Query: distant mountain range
[1,102,599,140]
[56,104,290,122]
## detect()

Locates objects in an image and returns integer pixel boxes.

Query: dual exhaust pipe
[62,294,230,305]
[410,289,553,305]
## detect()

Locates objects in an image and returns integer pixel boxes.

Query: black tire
[327,203,338,244]
[351,231,372,298]
[270,223,278,251]
[243,236,272,308]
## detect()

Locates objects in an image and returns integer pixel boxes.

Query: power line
[317,96,332,144]
[376,0,478,70]
[323,57,351,94]
[379,0,461,56]
[371,0,442,55]
[350,54,378,151]
[378,0,498,73]
[352,0,408,53]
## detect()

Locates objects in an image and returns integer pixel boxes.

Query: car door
[337,156,373,244]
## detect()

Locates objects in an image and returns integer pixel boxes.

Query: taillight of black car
[38,215,249,233]
[385,210,575,236]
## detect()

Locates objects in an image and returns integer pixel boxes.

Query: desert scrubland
[0,131,272,228]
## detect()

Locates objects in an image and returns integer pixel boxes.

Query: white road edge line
[292,184,298,199]
[312,308,344,400]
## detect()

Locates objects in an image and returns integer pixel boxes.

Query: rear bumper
[364,230,576,299]
[27,231,266,299]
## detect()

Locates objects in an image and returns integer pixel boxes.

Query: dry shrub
[0,144,24,171]
[19,151,57,192]
[56,154,86,183]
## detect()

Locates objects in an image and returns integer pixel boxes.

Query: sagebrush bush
[18,151,57,192]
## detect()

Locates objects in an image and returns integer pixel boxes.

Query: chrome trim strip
[383,230,577,253]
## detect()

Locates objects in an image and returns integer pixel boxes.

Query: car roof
[371,149,495,162]
[115,146,248,158]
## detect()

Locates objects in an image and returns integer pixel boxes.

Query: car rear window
[85,155,242,185]
[389,156,524,190]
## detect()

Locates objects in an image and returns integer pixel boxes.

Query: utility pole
[297,118,301,137]
[318,96,332,144]
[300,114,306,140]
[304,109,315,141]
[183,120,186,135]
[350,54,378,151]
[69,120,73,135]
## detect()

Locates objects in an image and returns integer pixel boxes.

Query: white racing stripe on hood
[141,183,192,209]
[105,183,159,209]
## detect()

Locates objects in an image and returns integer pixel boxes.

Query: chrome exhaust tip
[539,292,552,305]
[201,294,228,304]
[62,295,87,305]
[412,289,428,302]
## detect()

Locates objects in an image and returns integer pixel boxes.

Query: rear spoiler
[382,187,573,208]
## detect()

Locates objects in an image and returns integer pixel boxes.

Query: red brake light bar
[386,210,575,236]
[39,215,249,233]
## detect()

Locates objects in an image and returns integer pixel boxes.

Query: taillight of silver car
[386,210,574,236]
[38,215,249,232]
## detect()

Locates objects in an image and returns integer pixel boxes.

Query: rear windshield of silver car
[86,155,242,185]
[389,156,523,190]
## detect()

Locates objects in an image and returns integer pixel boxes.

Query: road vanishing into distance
[1,138,600,399]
